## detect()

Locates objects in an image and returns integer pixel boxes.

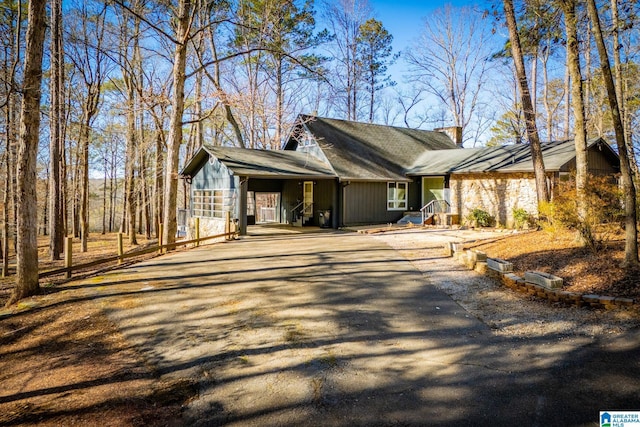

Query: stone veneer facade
[186,217,227,242]
[449,172,554,228]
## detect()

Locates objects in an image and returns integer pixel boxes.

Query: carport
[180,145,339,236]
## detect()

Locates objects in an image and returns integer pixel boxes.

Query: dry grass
[0,296,189,426]
[1,233,159,306]
[1,228,639,425]
[0,232,193,426]
[470,228,640,299]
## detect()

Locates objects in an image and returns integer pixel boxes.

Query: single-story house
[180,114,620,236]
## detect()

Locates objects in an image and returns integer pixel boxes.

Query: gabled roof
[181,115,619,183]
[284,115,459,181]
[181,145,336,179]
[408,138,619,175]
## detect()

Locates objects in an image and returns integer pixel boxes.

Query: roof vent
[435,126,463,148]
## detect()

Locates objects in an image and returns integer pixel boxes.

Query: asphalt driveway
[93,228,639,426]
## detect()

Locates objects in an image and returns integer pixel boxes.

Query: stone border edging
[445,244,639,311]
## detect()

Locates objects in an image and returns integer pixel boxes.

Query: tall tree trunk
[587,0,638,266]
[584,21,591,126]
[610,0,638,179]
[530,46,537,116]
[49,0,64,260]
[71,145,81,238]
[163,0,192,248]
[541,50,553,141]
[2,101,14,278]
[109,151,116,233]
[3,2,19,278]
[153,119,164,238]
[42,171,48,235]
[561,0,591,244]
[2,149,10,278]
[124,81,137,244]
[102,157,107,234]
[141,153,151,239]
[275,56,284,147]
[563,54,571,139]
[194,69,204,148]
[79,119,91,252]
[11,0,47,304]
[121,6,139,245]
[502,0,549,205]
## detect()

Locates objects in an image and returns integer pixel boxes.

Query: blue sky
[368,0,495,61]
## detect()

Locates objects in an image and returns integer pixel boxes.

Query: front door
[422,177,445,207]
[303,181,314,224]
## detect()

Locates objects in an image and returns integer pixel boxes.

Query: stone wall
[449,172,542,227]
[187,217,228,243]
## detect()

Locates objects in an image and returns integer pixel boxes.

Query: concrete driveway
[93,228,639,426]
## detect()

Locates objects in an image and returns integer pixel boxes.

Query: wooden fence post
[158,223,164,254]
[117,233,124,264]
[225,212,230,240]
[64,236,73,279]
[195,217,200,247]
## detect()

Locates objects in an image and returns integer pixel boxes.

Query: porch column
[239,176,248,236]
[332,179,340,228]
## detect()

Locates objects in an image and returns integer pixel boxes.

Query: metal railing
[290,201,304,225]
[420,200,451,224]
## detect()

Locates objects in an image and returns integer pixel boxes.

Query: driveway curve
[96,229,638,426]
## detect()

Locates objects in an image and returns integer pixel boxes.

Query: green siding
[561,145,619,175]
[282,180,301,224]
[342,182,405,225]
[279,179,337,226]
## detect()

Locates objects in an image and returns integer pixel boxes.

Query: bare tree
[559,0,591,243]
[1,1,21,278]
[49,0,65,260]
[586,0,638,266]
[405,5,493,145]
[323,0,371,120]
[502,0,549,204]
[115,0,146,245]
[162,0,195,248]
[10,0,47,304]
[67,1,110,252]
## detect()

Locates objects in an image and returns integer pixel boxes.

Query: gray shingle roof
[181,114,618,182]
[181,145,336,179]
[408,138,617,175]
[285,115,459,181]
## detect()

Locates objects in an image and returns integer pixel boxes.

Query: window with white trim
[192,189,231,218]
[387,182,408,210]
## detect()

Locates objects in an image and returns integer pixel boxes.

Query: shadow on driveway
[9,230,639,426]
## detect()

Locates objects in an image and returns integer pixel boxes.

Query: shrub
[512,208,531,229]
[466,208,493,227]
[541,173,623,250]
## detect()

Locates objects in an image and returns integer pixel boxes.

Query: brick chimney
[435,126,463,148]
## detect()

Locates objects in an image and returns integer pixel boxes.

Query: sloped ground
[467,228,640,299]
[0,297,189,426]
[374,228,639,338]
[0,228,638,426]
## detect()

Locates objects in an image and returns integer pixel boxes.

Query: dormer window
[298,135,317,148]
